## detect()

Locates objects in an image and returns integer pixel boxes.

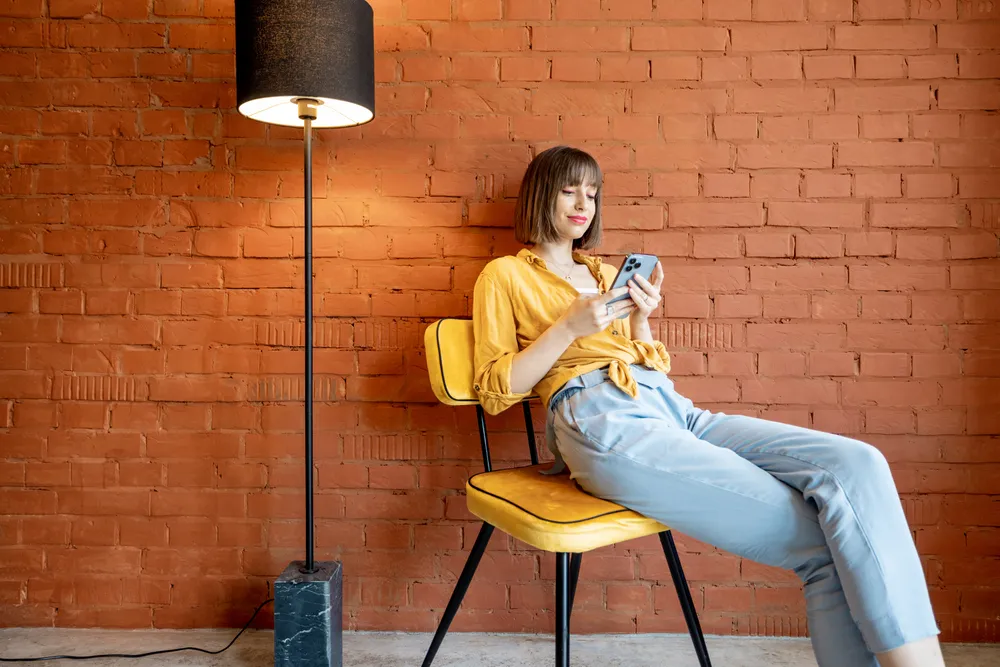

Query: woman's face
[551,181,598,243]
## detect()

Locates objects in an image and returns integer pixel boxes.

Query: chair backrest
[424,319,479,405]
[423,319,539,471]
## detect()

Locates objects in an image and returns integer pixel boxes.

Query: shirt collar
[517,247,603,273]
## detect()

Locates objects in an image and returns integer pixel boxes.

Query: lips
[568,216,588,225]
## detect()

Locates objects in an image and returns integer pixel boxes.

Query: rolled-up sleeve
[472,272,531,415]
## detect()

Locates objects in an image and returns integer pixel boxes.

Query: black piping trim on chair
[435,320,479,405]
[468,467,633,526]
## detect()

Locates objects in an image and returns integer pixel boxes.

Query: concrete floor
[1,629,998,666]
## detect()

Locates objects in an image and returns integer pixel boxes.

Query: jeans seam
[741,443,906,645]
[744,445,890,587]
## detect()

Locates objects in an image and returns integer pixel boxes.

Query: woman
[471,146,945,667]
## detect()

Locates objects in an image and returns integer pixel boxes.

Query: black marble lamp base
[274,560,343,667]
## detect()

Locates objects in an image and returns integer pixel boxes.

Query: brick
[856,55,906,80]
[670,203,764,228]
[872,204,963,228]
[635,142,731,170]
[804,173,851,198]
[834,26,934,51]
[812,114,858,139]
[836,85,930,112]
[714,115,758,140]
[703,173,750,198]
[857,0,906,19]
[738,144,832,168]
[938,82,1000,111]
[837,142,934,167]
[632,87,729,114]
[938,24,1000,50]
[753,0,806,20]
[808,0,852,20]
[960,55,1000,80]
[731,25,828,51]
[760,116,809,141]
[534,26,627,51]
[909,55,957,80]
[601,55,650,82]
[940,143,1000,167]
[751,54,802,80]
[704,0,750,19]
[896,234,946,260]
[861,114,909,139]
[796,233,843,257]
[912,0,957,19]
[904,174,954,199]
[769,202,863,228]
[650,56,699,81]
[652,173,699,197]
[751,172,800,198]
[633,27,728,52]
[913,114,960,139]
[504,0,550,19]
[959,175,1000,199]
[702,56,748,82]
[855,173,902,198]
[804,55,853,80]
[661,114,707,139]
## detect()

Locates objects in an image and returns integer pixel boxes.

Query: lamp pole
[299,98,318,574]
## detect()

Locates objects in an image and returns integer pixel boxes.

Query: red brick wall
[1,0,998,641]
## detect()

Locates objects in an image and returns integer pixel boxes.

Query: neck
[533,241,574,265]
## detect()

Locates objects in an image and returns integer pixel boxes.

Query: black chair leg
[659,531,712,667]
[555,552,570,667]
[568,552,582,620]
[421,522,495,667]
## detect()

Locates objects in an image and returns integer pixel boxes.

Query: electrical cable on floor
[0,598,273,662]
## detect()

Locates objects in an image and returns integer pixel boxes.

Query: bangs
[557,152,603,190]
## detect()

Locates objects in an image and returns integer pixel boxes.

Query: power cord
[0,598,273,662]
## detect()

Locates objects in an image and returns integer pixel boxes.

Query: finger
[652,262,664,286]
[632,274,660,298]
[618,296,640,314]
[628,284,651,308]
[630,276,656,300]
[601,286,630,303]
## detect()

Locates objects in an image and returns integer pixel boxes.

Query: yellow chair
[421,319,712,667]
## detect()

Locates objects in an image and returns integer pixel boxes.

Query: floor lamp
[235,2,374,665]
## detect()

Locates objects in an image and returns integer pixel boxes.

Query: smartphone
[607,253,659,305]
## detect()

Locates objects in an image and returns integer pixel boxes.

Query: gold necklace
[542,255,576,280]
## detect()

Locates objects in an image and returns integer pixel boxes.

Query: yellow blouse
[472,248,672,416]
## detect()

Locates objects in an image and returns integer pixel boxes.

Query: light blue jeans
[545,364,940,667]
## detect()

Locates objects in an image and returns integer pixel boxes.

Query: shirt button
[611,330,619,336]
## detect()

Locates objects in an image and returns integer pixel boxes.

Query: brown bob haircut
[514,145,603,250]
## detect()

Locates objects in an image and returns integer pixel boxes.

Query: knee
[844,439,890,473]
[828,438,893,490]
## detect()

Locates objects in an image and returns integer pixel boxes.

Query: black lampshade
[236,0,375,128]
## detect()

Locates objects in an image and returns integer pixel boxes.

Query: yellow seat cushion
[466,464,667,553]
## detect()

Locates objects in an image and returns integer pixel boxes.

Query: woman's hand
[628,261,663,321]
[559,287,635,340]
